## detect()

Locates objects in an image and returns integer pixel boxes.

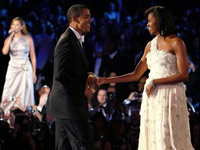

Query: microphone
[8,29,13,34]
[8,29,14,36]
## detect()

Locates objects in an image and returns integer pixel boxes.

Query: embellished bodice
[146,36,178,79]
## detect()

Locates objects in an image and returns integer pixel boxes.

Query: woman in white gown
[1,17,37,107]
[98,6,194,150]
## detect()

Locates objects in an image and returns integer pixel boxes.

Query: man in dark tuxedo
[46,4,94,150]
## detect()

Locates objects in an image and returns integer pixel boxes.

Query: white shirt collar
[100,102,107,108]
[69,26,85,43]
[103,103,107,107]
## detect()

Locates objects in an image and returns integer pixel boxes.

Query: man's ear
[72,15,79,23]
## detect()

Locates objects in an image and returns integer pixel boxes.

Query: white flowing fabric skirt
[138,81,194,150]
[1,58,35,107]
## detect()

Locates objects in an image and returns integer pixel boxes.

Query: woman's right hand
[8,28,15,37]
[2,28,15,55]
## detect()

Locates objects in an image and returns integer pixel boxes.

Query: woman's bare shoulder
[26,35,34,42]
[144,40,152,53]
[168,35,183,45]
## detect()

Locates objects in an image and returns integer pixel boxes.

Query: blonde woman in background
[1,17,36,109]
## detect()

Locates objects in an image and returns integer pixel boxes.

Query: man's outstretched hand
[86,72,98,93]
[85,72,98,100]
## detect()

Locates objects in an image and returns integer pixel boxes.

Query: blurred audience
[0,0,199,149]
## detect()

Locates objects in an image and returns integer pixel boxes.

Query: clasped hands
[84,73,106,100]
[84,72,97,100]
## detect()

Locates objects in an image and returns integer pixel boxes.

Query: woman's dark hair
[145,6,176,37]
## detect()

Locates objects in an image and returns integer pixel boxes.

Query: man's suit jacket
[46,28,89,119]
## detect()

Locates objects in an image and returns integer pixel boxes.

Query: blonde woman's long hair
[11,17,29,35]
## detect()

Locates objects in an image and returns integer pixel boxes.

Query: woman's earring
[161,30,163,36]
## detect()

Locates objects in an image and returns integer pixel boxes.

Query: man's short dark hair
[67,4,88,23]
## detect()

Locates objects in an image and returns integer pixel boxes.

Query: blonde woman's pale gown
[1,36,35,106]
